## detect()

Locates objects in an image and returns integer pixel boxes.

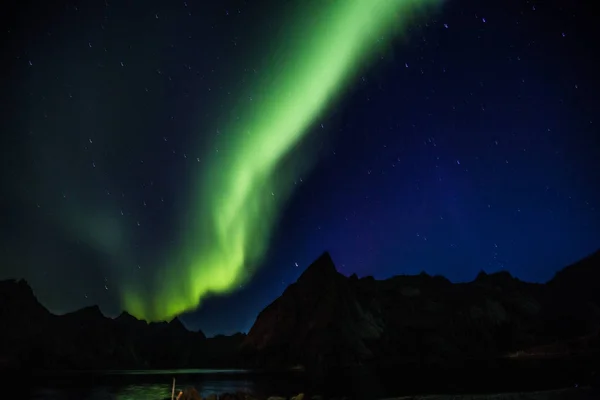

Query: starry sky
[1,0,599,337]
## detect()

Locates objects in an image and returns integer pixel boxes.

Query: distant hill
[0,279,245,370]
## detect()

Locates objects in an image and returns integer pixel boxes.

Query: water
[23,369,310,400]
[20,368,397,399]
[18,358,596,400]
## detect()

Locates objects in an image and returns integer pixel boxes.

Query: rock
[178,386,202,400]
[291,394,305,400]
[266,397,286,400]
[205,394,217,400]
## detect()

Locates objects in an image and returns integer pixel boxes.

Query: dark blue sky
[2,0,599,336]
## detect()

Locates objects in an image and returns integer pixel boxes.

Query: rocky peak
[474,270,517,289]
[116,310,138,322]
[0,278,51,320]
[476,270,489,281]
[197,330,207,340]
[0,278,35,302]
[296,251,340,289]
[244,251,386,367]
[168,316,188,333]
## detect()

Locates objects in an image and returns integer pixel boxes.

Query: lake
[19,358,595,400]
[23,369,339,400]
[15,367,427,399]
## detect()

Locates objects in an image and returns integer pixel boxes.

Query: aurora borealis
[2,0,599,336]
[121,0,443,321]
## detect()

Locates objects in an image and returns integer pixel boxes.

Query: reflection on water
[27,370,294,400]
[25,367,387,399]
[116,384,185,400]
[24,360,588,400]
[30,380,256,400]
[31,384,173,400]
[25,368,389,400]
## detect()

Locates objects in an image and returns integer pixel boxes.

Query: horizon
[5,246,598,337]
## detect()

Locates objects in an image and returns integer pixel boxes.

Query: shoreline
[165,386,596,400]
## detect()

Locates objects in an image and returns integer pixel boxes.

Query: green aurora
[123,0,443,321]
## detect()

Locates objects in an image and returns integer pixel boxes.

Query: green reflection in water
[115,384,172,400]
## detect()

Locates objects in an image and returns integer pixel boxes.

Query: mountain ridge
[1,249,599,374]
[241,249,600,370]
[0,278,241,370]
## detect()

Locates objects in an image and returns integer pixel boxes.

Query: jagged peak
[297,251,339,286]
[16,278,31,287]
[474,270,515,285]
[0,278,34,294]
[168,316,187,331]
[116,310,142,323]
[0,278,49,315]
[117,310,133,319]
[475,270,489,281]
[196,329,207,339]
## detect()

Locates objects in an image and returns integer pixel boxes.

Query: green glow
[123,0,442,321]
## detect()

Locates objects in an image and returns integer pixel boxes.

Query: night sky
[1,0,599,337]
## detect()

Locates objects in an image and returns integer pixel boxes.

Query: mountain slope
[243,250,600,370]
[0,279,244,371]
[243,252,384,369]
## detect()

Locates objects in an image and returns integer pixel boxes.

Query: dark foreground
[12,361,600,400]
[168,387,598,400]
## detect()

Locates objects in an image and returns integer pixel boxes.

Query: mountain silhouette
[241,250,600,371]
[1,249,599,382]
[0,279,242,370]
